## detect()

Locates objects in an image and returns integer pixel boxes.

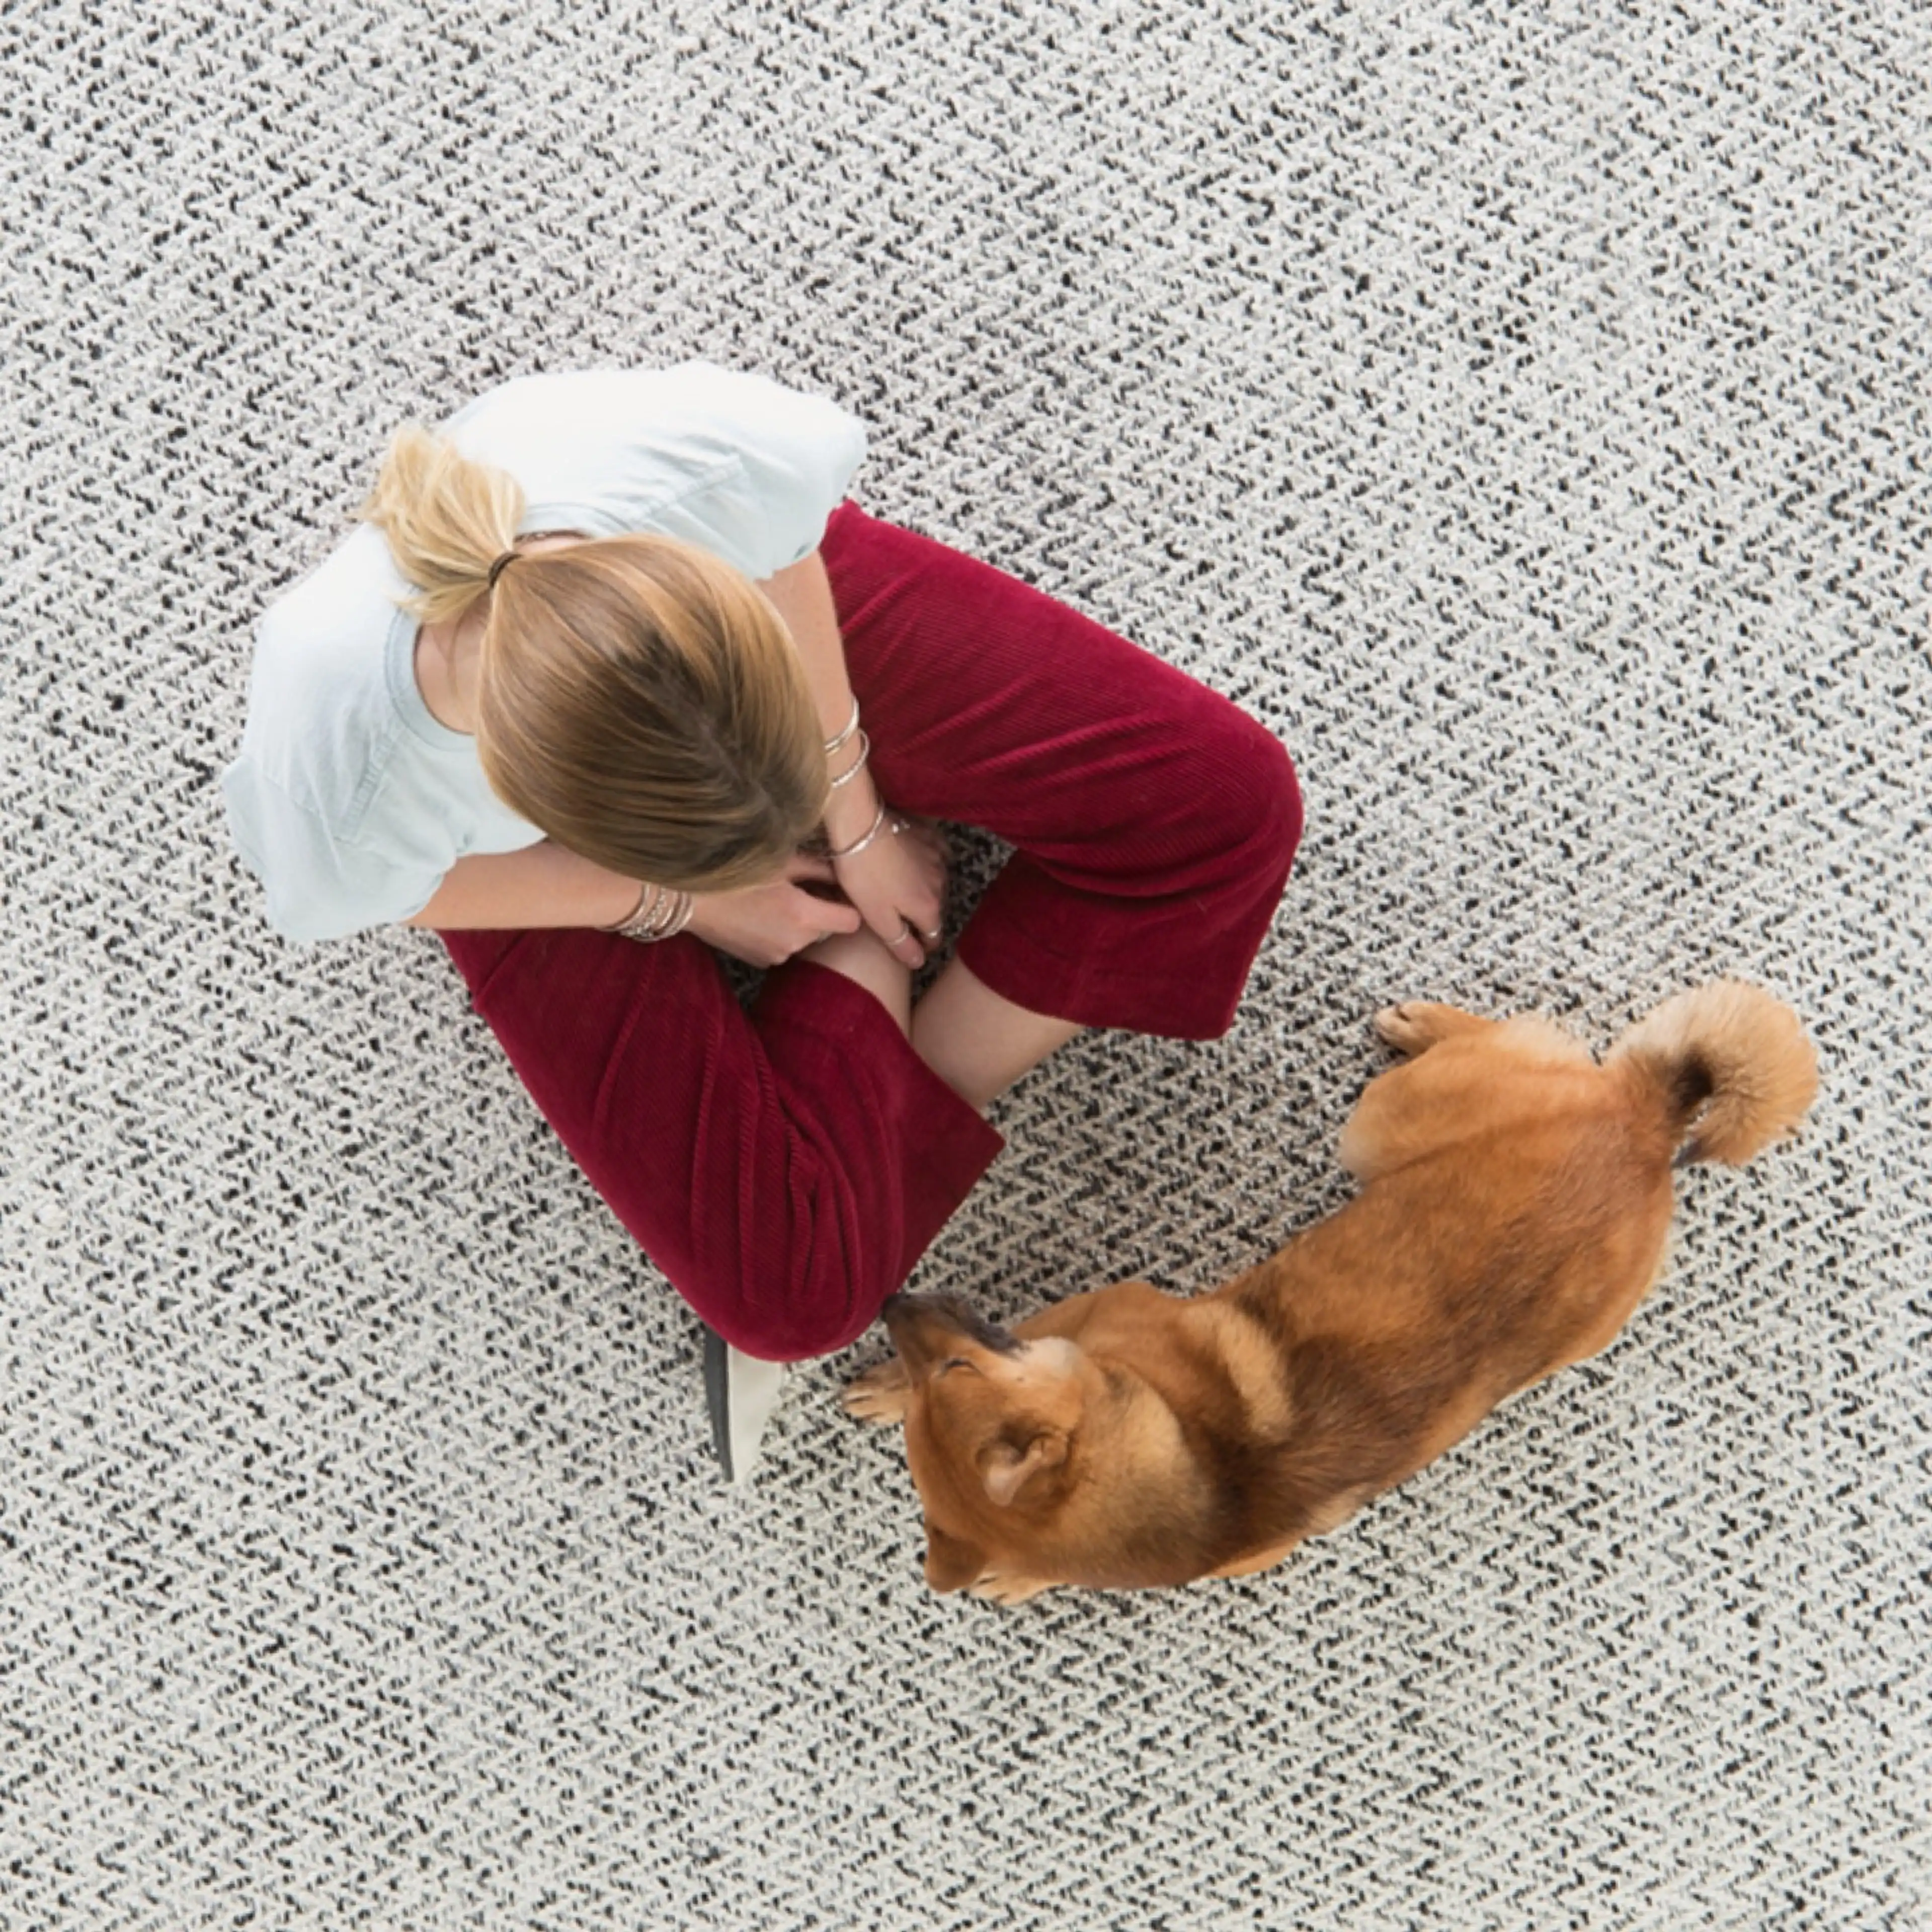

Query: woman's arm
[402,839,868,969]
[404,841,641,931]
[756,553,864,824]
[757,552,942,967]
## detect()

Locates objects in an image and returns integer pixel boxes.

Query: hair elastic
[487,549,518,591]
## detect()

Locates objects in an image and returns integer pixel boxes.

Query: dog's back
[1230,982,1820,1510]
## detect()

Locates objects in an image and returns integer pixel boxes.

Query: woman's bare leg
[812,824,1076,1111]
[912,959,1083,1111]
[802,926,913,1033]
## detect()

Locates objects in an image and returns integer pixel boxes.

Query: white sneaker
[703,1330,788,1485]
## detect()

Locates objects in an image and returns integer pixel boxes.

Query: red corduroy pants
[442,504,1302,1360]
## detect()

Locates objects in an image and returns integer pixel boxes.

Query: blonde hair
[362,425,828,893]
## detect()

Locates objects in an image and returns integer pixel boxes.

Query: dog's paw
[968,1570,1057,1606]
[841,1359,911,1425]
[1374,1001,1459,1057]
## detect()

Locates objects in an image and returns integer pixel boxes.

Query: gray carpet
[5,2,1927,1926]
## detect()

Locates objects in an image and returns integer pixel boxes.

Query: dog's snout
[882,1291,1021,1371]
[881,1292,964,1371]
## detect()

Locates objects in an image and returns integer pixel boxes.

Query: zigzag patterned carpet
[4,2,1926,1925]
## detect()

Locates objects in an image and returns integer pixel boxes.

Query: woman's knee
[1177,703,1304,887]
[1237,716,1304,867]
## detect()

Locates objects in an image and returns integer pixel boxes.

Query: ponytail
[361,424,525,625]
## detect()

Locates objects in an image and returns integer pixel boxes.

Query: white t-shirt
[222,364,867,942]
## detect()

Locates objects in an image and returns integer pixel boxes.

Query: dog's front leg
[969,1570,1059,1606]
[1373,1001,1491,1058]
[841,1358,912,1425]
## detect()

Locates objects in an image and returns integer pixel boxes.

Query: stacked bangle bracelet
[828,728,871,789]
[604,881,696,943]
[823,695,861,757]
[826,799,891,860]
[821,695,908,859]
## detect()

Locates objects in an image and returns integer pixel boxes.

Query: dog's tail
[1605,980,1818,1167]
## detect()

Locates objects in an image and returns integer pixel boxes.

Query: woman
[224,363,1302,1477]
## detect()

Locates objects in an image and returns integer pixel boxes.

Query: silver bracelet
[826,799,890,860]
[603,881,660,935]
[827,729,871,789]
[606,882,694,943]
[656,890,697,940]
[823,695,861,757]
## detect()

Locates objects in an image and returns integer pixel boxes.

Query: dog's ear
[979,1430,1068,1507]
[923,1521,987,1593]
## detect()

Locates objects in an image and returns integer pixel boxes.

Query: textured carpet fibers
[2,3,1926,1927]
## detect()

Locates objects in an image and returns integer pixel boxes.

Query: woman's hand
[831,812,948,969]
[684,853,863,968]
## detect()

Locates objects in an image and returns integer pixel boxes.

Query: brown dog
[845,982,1817,1602]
